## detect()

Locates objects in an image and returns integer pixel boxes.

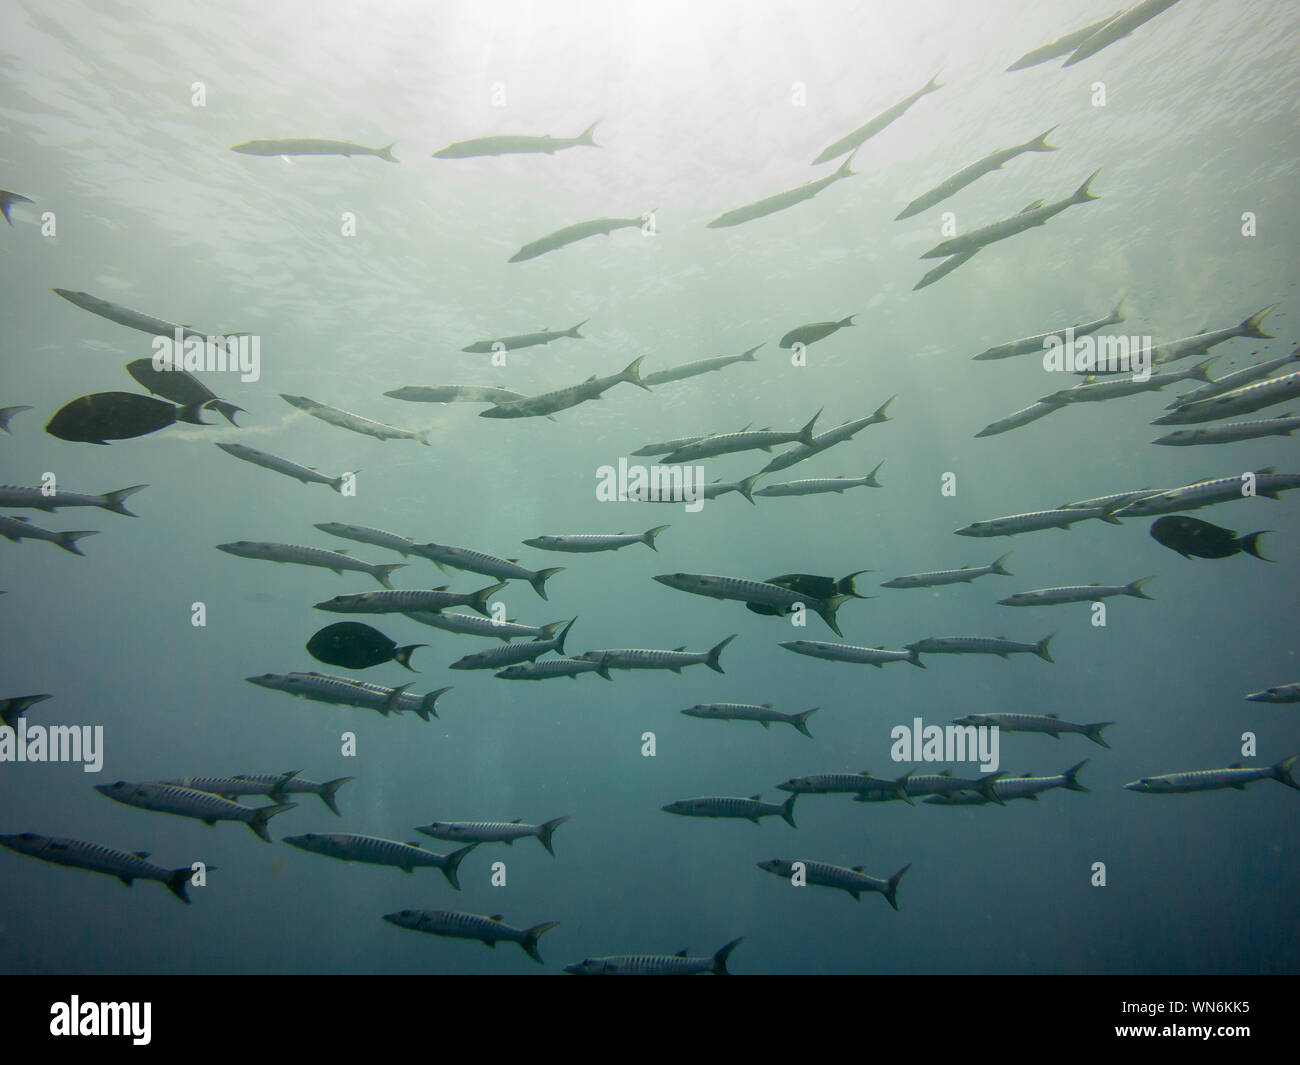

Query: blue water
[1,0,1298,974]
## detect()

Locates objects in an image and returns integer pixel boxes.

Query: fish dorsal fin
[673,645,686,652]
[133,851,151,859]
[432,586,448,592]
[939,769,952,777]
[490,914,505,922]
[506,558,518,564]
[1048,714,1059,719]
[511,819,522,824]
[1229,763,1242,769]
[852,865,864,873]
[749,793,762,801]
[584,375,596,383]
[334,549,350,555]
[405,841,423,848]
[675,949,688,958]
[859,769,873,777]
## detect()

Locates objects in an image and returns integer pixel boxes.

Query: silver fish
[0,483,145,516]
[564,938,742,975]
[161,772,355,816]
[577,635,736,674]
[282,394,428,444]
[1040,358,1216,405]
[757,858,909,909]
[972,298,1126,361]
[0,832,200,903]
[415,816,571,856]
[1124,755,1299,795]
[479,357,650,419]
[662,794,797,827]
[216,541,404,587]
[754,465,882,497]
[997,578,1154,606]
[523,526,669,554]
[245,672,450,721]
[383,909,560,964]
[922,171,1100,258]
[775,771,912,799]
[1006,11,1124,70]
[652,572,853,636]
[906,635,1055,662]
[1115,468,1300,516]
[956,505,1122,536]
[779,317,855,348]
[642,345,762,386]
[231,138,397,160]
[854,769,1005,804]
[51,288,245,343]
[403,611,569,644]
[708,155,856,229]
[974,400,1066,437]
[449,618,576,670]
[813,74,941,164]
[897,126,1059,220]
[1145,306,1277,368]
[924,762,1089,803]
[435,120,599,158]
[681,703,817,737]
[661,412,821,463]
[1245,684,1300,704]
[217,443,351,492]
[954,713,1113,747]
[779,640,924,669]
[1165,347,1299,408]
[760,398,894,473]
[315,522,419,557]
[284,833,476,887]
[0,514,97,555]
[413,541,564,598]
[1152,367,1300,424]
[1059,488,1165,511]
[1064,0,1186,67]
[461,321,588,353]
[509,214,650,263]
[383,385,527,404]
[314,581,506,618]
[94,781,295,842]
[882,553,1012,589]
[494,656,613,681]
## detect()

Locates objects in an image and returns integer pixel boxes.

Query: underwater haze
[1,0,1298,975]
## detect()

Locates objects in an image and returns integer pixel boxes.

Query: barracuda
[383,909,560,964]
[953,713,1113,747]
[218,444,351,492]
[998,579,1154,606]
[907,634,1055,662]
[972,299,1125,360]
[94,781,295,842]
[284,833,477,887]
[577,635,735,674]
[450,618,575,670]
[754,464,882,498]
[245,672,451,721]
[779,640,924,669]
[882,553,1012,588]
[523,526,669,554]
[315,581,506,618]
[0,833,202,903]
[281,394,428,444]
[416,816,571,856]
[662,793,798,826]
[924,761,1089,803]
[642,345,762,385]
[652,572,855,636]
[757,858,909,908]
[565,938,742,975]
[760,397,894,474]
[216,541,404,587]
[681,703,817,737]
[412,541,563,598]
[660,411,821,463]
[1124,755,1299,795]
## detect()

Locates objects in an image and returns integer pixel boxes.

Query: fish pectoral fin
[117,875,134,886]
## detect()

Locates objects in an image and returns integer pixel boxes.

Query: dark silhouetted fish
[462,322,587,353]
[1005,11,1123,70]
[230,138,397,161]
[125,358,244,426]
[812,75,942,164]
[779,316,855,348]
[707,153,856,229]
[897,128,1059,220]
[45,392,213,444]
[0,190,33,225]
[1149,516,1270,561]
[307,622,425,671]
[509,214,650,263]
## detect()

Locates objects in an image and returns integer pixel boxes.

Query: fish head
[756,860,782,874]
[382,910,421,929]
[0,833,44,854]
[94,781,130,798]
[563,960,601,975]
[661,801,686,814]
[1123,779,1153,793]
[775,779,800,792]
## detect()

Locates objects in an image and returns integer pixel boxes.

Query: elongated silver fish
[922,171,1100,259]
[907,634,1055,662]
[509,213,650,263]
[813,74,941,164]
[1153,368,1300,425]
[450,618,576,670]
[435,120,599,158]
[315,581,506,618]
[281,394,428,444]
[998,579,1153,606]
[681,703,817,737]
[284,833,476,887]
[757,858,909,908]
[51,288,245,343]
[1166,348,1299,409]
[662,793,797,827]
[1006,11,1124,70]
[157,770,300,802]
[0,483,145,516]
[882,554,1012,589]
[0,832,200,903]
[231,137,397,160]
[972,298,1126,361]
[0,693,52,731]
[246,672,450,721]
[94,781,295,842]
[974,400,1066,437]
[413,541,564,598]
[628,476,760,505]
[217,443,351,492]
[897,127,1059,220]
[462,321,588,353]
[661,412,821,464]
[1116,468,1300,516]
[776,771,912,799]
[1146,306,1277,368]
[0,514,97,555]
[415,816,571,856]
[642,345,762,386]
[913,248,980,290]
[577,635,736,674]
[630,434,710,457]
[383,385,527,404]
[0,405,33,432]
[754,465,882,498]
[925,761,1089,803]
[495,655,613,681]
[1246,684,1300,704]
[956,505,1121,536]
[565,939,742,975]
[1064,0,1185,67]
[1041,359,1216,405]
[652,572,853,636]
[855,769,1005,804]
[761,398,894,474]
[315,522,419,557]
[384,909,560,963]
[217,541,404,587]
[708,155,856,229]
[779,640,923,669]
[404,611,568,644]
[1059,488,1165,511]
[954,713,1113,747]
[523,526,669,554]
[1124,755,1299,795]
[479,357,650,419]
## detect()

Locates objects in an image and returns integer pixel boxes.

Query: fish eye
[20,832,37,841]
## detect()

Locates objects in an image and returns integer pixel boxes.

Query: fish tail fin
[567,318,589,338]
[1240,304,1277,339]
[1125,577,1155,600]
[101,484,148,517]
[907,647,926,669]
[893,770,915,803]
[821,594,853,638]
[1036,633,1056,663]
[924,72,943,92]
[1109,295,1127,324]
[1030,124,1061,151]
[797,408,822,445]
[248,802,297,843]
[1073,168,1102,203]
[642,525,670,551]
[553,618,577,656]
[211,400,246,426]
[521,921,560,964]
[594,653,613,681]
[620,355,652,391]
[1084,723,1114,749]
[392,643,425,671]
[1241,532,1272,561]
[536,816,571,856]
[884,864,910,911]
[318,777,355,816]
[991,552,1013,576]
[176,401,214,426]
[55,530,99,555]
[839,314,857,329]
[329,473,349,493]
[835,570,872,598]
[835,150,858,179]
[376,142,398,162]
[529,567,564,599]
[373,563,405,589]
[537,619,570,640]
[706,634,737,674]
[1063,760,1090,792]
[738,473,761,504]
[791,708,817,738]
[166,868,194,904]
[1271,754,1300,791]
[864,460,884,488]
[472,581,507,616]
[576,118,601,146]
[415,428,431,446]
[713,937,743,975]
[740,343,763,361]
[1189,357,1218,383]
[780,793,798,828]
[873,394,896,421]
[979,772,1006,805]
[442,843,478,889]
[417,687,451,722]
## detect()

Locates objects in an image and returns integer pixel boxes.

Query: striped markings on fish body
[384,385,528,404]
[509,214,649,263]
[652,572,854,636]
[50,288,247,344]
[217,443,351,492]
[1059,488,1164,511]
[813,74,941,164]
[779,640,924,669]
[642,344,762,386]
[662,793,797,826]
[565,938,742,975]
[461,320,588,353]
[94,781,295,842]
[924,761,1090,803]
[479,357,650,419]
[1040,358,1217,405]
[415,816,571,856]
[0,405,33,432]
[0,514,98,555]
[314,581,507,618]
[0,693,52,731]
[757,858,909,908]
[897,125,1059,220]
[1246,684,1300,703]
[435,120,600,159]
[1006,11,1124,70]
[755,463,882,497]
[0,483,146,516]
[216,541,404,587]
[953,713,1113,747]
[577,635,736,674]
[523,526,669,554]
[280,394,429,444]
[882,553,1012,589]
[1116,468,1300,516]
[450,618,575,670]
[1146,305,1278,368]
[245,671,450,721]
[404,611,567,644]
[283,833,477,887]
[0,833,201,903]
[631,434,710,457]
[1124,755,1300,795]
[906,634,1055,663]
[230,138,398,160]
[383,909,560,964]
[315,522,418,557]
[997,578,1154,606]
[1154,414,1300,446]
[761,397,895,473]
[1153,368,1300,425]
[1166,347,1300,409]
[955,504,1123,536]
[413,541,563,598]
[776,771,913,800]
[495,655,613,681]
[681,703,817,737]
[972,298,1125,361]
[708,155,857,229]
[855,768,1006,804]
[157,769,300,802]
[974,400,1066,437]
